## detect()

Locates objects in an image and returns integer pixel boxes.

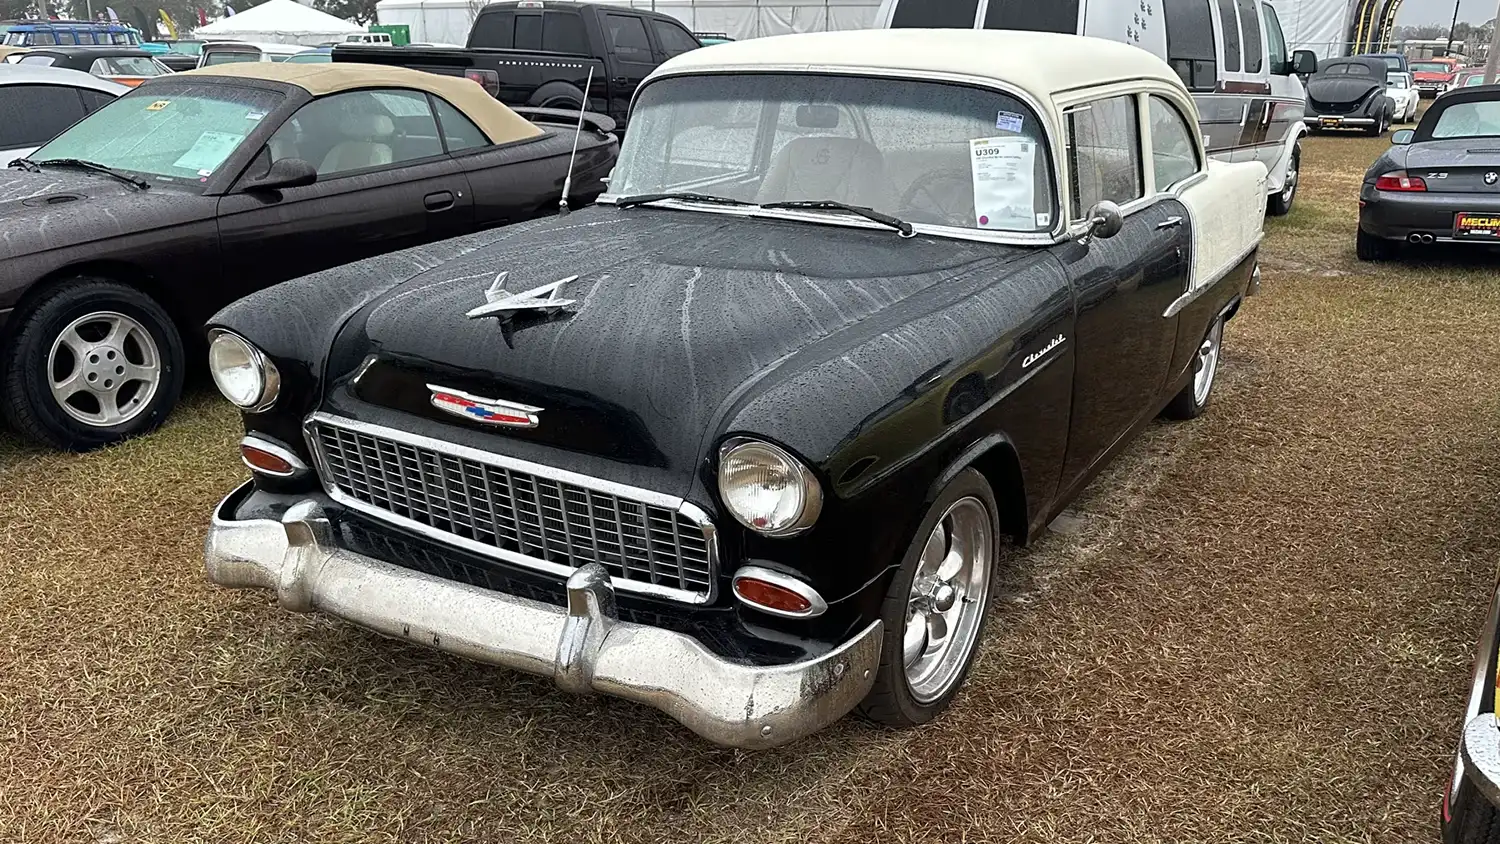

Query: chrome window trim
[301,412,720,605]
[240,434,309,479]
[732,565,829,619]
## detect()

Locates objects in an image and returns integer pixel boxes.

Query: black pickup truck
[333,0,704,134]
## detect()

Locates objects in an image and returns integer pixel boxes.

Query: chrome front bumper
[204,483,882,749]
[1463,714,1500,804]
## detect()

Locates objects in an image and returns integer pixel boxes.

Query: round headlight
[718,440,823,536]
[208,331,279,411]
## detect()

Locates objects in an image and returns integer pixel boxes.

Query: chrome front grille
[305,415,716,603]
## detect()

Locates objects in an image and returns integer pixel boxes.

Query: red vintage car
[1413,57,1461,97]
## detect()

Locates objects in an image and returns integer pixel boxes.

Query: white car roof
[651,29,1184,101]
[0,63,130,94]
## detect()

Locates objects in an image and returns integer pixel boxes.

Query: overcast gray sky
[1396,0,1498,25]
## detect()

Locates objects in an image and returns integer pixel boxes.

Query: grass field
[4,127,1500,843]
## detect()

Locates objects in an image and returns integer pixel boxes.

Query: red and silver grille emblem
[426,384,542,428]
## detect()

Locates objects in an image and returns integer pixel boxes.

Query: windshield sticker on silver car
[1023,334,1066,369]
[969,136,1036,230]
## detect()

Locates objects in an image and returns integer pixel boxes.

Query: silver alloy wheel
[902,495,992,704]
[46,311,162,427]
[1281,154,1299,203]
[1193,320,1223,406]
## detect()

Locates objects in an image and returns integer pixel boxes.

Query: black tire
[857,468,1000,728]
[1267,142,1300,217]
[1367,111,1389,136]
[1356,227,1396,261]
[1163,318,1223,420]
[1446,776,1500,844]
[1,278,184,451]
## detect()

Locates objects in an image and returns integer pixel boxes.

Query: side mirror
[1292,50,1318,76]
[1083,200,1123,242]
[247,157,317,191]
[1392,129,1415,145]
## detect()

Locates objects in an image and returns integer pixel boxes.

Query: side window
[78,88,116,112]
[1216,0,1240,73]
[652,20,701,57]
[1147,96,1200,190]
[33,32,57,45]
[0,85,88,148]
[891,0,979,29]
[1236,0,1262,73]
[430,95,489,152]
[1262,2,1287,74]
[514,13,542,50]
[469,11,514,48]
[18,55,57,66]
[267,88,442,177]
[981,0,1080,31]
[1066,95,1142,218]
[542,12,588,54]
[605,14,652,61]
[1163,0,1217,91]
[56,29,76,44]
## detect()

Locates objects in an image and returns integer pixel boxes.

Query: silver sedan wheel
[47,311,161,428]
[1193,320,1224,406]
[903,495,993,704]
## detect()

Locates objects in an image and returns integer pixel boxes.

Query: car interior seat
[755,105,892,208]
[319,113,395,174]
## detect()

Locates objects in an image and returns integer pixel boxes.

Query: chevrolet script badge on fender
[427,384,542,428]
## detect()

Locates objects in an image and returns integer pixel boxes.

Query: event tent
[196,0,364,46]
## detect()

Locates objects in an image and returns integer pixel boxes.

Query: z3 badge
[1023,334,1066,369]
[427,385,542,428]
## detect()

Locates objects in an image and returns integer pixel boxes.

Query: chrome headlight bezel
[716,438,823,537]
[208,329,280,413]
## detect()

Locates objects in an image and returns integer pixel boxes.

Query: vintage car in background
[1355,85,1500,260]
[1384,71,1420,123]
[1303,56,1396,136]
[1414,57,1461,98]
[1443,569,1500,844]
[8,45,173,87]
[0,65,125,165]
[202,29,1268,748]
[0,62,616,450]
[1444,69,1496,96]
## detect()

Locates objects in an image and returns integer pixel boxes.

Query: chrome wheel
[1193,320,1223,406]
[1280,155,1298,204]
[903,496,992,704]
[46,311,161,428]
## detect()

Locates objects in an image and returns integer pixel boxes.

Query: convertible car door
[216,88,474,300]
[1054,93,1190,490]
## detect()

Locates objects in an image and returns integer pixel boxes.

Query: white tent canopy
[197,0,364,46]
[1268,0,1359,58]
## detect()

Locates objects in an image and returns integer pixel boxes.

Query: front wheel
[1267,142,1300,216]
[1445,775,1500,844]
[1,279,184,451]
[1163,318,1223,420]
[857,469,999,728]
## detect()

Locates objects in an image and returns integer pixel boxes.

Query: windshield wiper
[759,200,914,237]
[31,158,149,190]
[8,157,41,173]
[614,191,754,208]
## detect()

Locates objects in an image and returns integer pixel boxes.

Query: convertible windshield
[30,83,283,185]
[610,73,1055,235]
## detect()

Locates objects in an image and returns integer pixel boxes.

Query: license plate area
[1320,117,1341,128]
[1455,212,1500,239]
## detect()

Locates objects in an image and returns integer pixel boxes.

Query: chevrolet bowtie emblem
[466,271,578,321]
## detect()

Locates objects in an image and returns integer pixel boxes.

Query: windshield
[611,73,1055,236]
[1386,73,1409,88]
[1432,101,1500,138]
[167,40,202,56]
[203,50,261,65]
[1412,62,1450,73]
[30,82,284,186]
[90,56,166,76]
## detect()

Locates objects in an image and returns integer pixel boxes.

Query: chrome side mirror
[1082,200,1124,243]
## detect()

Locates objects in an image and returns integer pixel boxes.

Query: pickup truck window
[1147,96,1199,190]
[515,13,542,50]
[652,20,701,57]
[469,11,515,48]
[890,0,977,28]
[615,73,1056,234]
[1066,95,1142,217]
[1236,0,1262,73]
[1163,0,1216,92]
[605,14,652,62]
[271,89,443,177]
[543,11,588,54]
[1216,0,1240,73]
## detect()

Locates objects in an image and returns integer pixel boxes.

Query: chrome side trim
[1163,238,1263,318]
[732,565,829,619]
[302,412,719,605]
[205,485,882,750]
[240,434,309,479]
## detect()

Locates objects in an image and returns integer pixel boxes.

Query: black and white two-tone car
[1357,84,1500,259]
[202,30,1268,748]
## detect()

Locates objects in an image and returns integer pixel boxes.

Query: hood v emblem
[466,271,578,321]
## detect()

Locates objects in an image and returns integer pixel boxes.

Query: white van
[343,32,393,44]
[874,0,1318,215]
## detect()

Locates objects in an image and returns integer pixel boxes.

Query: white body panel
[1180,159,1269,291]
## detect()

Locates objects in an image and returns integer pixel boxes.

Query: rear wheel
[1163,318,1223,420]
[1367,111,1389,136]
[1356,227,1397,261]
[1267,142,1300,217]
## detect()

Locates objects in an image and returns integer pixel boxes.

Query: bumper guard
[204,484,883,749]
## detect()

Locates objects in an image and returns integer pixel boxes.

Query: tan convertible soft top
[174,62,542,144]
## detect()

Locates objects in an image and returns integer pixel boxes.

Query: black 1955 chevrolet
[203,30,1269,748]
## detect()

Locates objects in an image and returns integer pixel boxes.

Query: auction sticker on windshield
[172,131,244,174]
[969,136,1036,230]
[146,100,170,111]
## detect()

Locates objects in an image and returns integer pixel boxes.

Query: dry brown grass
[4,129,1500,843]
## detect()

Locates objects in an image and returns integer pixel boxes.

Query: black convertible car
[1357,84,1500,260]
[0,62,616,450]
[200,31,1268,747]
[1303,56,1396,136]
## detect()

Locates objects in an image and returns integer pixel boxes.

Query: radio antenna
[558,66,594,217]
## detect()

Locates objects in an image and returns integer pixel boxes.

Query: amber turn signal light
[731,567,827,619]
[241,444,293,475]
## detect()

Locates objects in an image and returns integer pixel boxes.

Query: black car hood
[1306,76,1381,105]
[0,168,205,260]
[331,206,1039,491]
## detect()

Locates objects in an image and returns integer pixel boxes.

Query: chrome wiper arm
[759,199,914,237]
[8,157,41,173]
[614,191,755,208]
[33,158,149,190]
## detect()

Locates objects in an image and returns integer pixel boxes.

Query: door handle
[1156,216,1183,230]
[424,191,455,212]
[612,76,628,85]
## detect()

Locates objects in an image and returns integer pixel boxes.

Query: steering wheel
[899,168,976,227]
